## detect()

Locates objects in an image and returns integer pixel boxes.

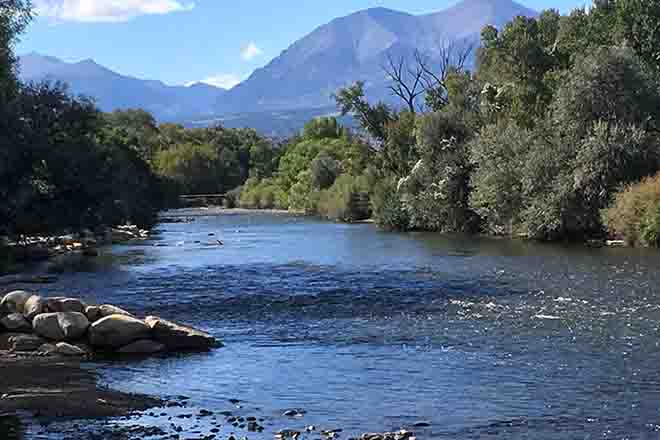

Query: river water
[10,211,660,439]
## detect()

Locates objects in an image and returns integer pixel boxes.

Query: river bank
[0,355,161,419]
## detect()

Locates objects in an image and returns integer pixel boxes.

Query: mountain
[18,0,537,133]
[217,0,537,114]
[18,52,226,121]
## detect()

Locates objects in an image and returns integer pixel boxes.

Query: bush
[603,173,660,247]
[224,186,242,208]
[317,174,370,222]
[288,171,319,213]
[469,122,532,235]
[371,178,410,231]
[238,178,287,210]
[311,152,340,190]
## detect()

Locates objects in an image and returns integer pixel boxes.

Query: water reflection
[0,415,23,440]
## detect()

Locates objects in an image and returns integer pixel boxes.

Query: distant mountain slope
[18,0,537,133]
[18,53,226,121]
[217,0,537,113]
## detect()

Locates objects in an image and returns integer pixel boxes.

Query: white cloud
[240,42,262,61]
[187,73,243,90]
[35,0,195,23]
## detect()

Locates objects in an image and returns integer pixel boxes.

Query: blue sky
[19,0,588,88]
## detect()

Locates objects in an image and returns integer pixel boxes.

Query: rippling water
[10,211,660,439]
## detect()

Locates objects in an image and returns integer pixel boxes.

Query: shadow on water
[0,415,23,440]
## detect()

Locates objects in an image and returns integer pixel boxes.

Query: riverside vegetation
[3,0,660,256]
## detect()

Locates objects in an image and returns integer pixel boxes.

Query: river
[8,210,660,439]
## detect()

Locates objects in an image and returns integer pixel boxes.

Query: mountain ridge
[18,0,537,130]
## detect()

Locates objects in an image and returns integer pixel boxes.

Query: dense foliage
[333,1,660,244]
[0,3,281,239]
[603,173,660,247]
[5,1,660,247]
[233,118,373,221]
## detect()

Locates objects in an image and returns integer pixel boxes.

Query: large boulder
[88,315,150,348]
[32,313,65,340]
[1,291,33,314]
[46,297,86,314]
[24,295,46,320]
[9,334,46,352]
[32,312,89,341]
[1,313,32,332]
[58,312,90,340]
[99,304,133,318]
[118,339,165,355]
[145,316,221,351]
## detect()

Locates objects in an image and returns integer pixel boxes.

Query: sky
[18,0,589,89]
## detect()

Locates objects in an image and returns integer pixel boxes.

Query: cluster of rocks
[0,290,222,357]
[160,216,196,224]
[275,428,417,440]
[6,224,150,262]
[359,431,417,440]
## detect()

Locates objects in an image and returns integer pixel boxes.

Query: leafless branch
[382,53,426,114]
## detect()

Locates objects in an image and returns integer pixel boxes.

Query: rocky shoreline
[3,224,151,265]
[0,288,426,440]
[0,290,222,359]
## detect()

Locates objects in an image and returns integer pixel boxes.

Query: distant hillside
[18,53,226,121]
[18,0,537,134]
[216,0,537,113]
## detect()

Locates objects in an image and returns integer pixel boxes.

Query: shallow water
[12,211,660,439]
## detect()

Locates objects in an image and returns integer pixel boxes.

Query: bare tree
[381,41,474,113]
[416,41,474,111]
[382,53,426,114]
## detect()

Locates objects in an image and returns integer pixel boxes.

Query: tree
[334,81,392,142]
[103,109,159,162]
[310,152,340,190]
[617,0,660,74]
[302,117,345,140]
[0,0,32,99]
[383,53,426,114]
[469,122,532,235]
[415,42,474,112]
[397,112,476,232]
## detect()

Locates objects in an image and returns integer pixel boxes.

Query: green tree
[469,122,532,235]
[0,0,32,99]
[310,152,340,190]
[334,81,392,142]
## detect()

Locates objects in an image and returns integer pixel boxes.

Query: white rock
[1,291,33,314]
[145,316,221,351]
[89,315,150,348]
[23,295,46,320]
[54,342,87,356]
[99,304,133,318]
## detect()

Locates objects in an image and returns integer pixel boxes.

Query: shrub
[288,171,319,213]
[238,178,286,209]
[224,186,242,209]
[469,122,533,235]
[317,174,370,222]
[371,178,410,231]
[311,152,340,190]
[603,173,660,247]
